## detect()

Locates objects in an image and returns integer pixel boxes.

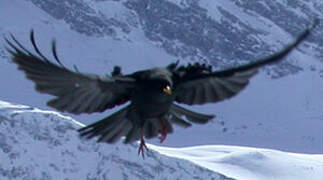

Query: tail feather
[144,121,159,139]
[78,103,215,144]
[105,121,133,143]
[124,126,141,144]
[168,111,192,128]
[78,105,131,143]
[143,117,174,139]
[97,119,128,142]
[170,104,214,124]
[163,118,173,133]
[87,115,124,140]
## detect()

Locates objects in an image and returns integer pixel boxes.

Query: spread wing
[173,21,317,105]
[5,31,136,114]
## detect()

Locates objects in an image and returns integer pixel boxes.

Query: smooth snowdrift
[150,144,323,180]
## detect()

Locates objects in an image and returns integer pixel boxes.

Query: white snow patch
[150,144,323,180]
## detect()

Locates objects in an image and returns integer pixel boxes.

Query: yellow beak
[163,86,172,95]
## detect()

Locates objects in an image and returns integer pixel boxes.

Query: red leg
[138,128,148,158]
[158,118,167,143]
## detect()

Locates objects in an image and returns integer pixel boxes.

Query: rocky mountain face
[28,0,323,77]
[0,101,232,180]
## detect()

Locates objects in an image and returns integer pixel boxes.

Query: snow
[150,144,323,180]
[198,0,301,48]
[2,100,323,180]
[165,0,188,8]
[199,0,261,27]
[95,0,128,18]
[0,100,227,179]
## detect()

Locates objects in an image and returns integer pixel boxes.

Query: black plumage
[5,20,317,157]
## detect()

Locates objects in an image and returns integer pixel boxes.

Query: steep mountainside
[28,0,323,77]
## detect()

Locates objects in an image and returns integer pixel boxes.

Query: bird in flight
[5,20,317,158]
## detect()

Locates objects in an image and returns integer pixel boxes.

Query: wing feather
[5,31,135,114]
[174,21,316,105]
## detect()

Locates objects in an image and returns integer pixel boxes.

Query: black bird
[5,20,317,157]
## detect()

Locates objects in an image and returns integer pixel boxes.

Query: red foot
[138,129,148,158]
[158,118,167,143]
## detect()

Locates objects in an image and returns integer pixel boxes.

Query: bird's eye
[163,85,172,95]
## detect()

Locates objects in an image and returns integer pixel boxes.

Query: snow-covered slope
[152,145,323,180]
[0,100,230,180]
[2,100,323,180]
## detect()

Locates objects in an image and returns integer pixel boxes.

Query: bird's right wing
[173,20,318,105]
[5,31,136,114]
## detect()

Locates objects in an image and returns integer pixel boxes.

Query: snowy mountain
[0,100,231,180]
[1,0,323,179]
[2,100,323,180]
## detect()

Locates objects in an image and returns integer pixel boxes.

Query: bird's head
[144,78,173,96]
[145,68,173,95]
[154,79,172,95]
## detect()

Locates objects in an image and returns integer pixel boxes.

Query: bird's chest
[130,89,174,117]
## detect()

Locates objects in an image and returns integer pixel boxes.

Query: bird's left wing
[5,31,136,114]
[173,21,317,105]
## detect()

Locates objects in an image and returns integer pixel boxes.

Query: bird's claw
[138,134,148,158]
[159,130,167,143]
[158,118,167,143]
